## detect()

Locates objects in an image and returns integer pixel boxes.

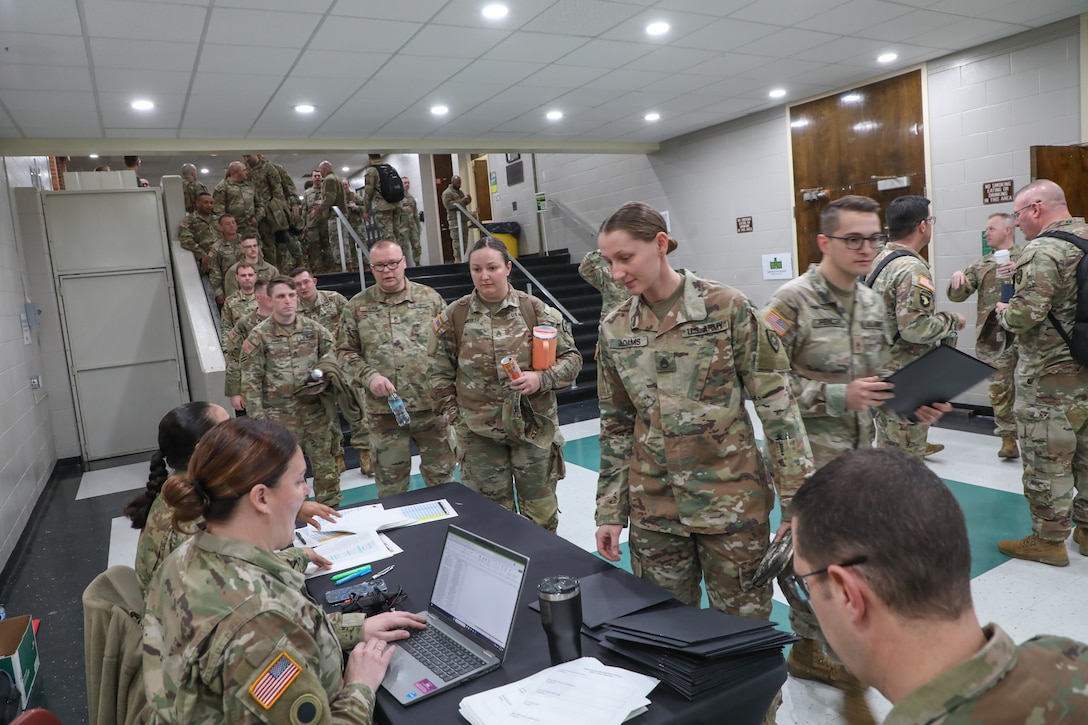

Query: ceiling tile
[484,32,589,64]
[545,87,628,107]
[183,95,263,128]
[686,53,774,78]
[730,0,852,25]
[332,0,454,24]
[1,90,97,112]
[219,0,334,12]
[445,59,547,87]
[198,44,300,76]
[104,128,180,139]
[189,72,284,97]
[693,76,769,97]
[91,38,199,71]
[673,18,781,52]
[428,0,559,30]
[555,40,654,69]
[0,32,89,67]
[83,0,209,42]
[736,28,843,57]
[0,64,93,92]
[623,46,720,73]
[652,0,754,15]
[985,1,1084,26]
[0,0,81,36]
[205,8,324,48]
[94,69,193,95]
[790,37,891,65]
[585,69,671,92]
[9,116,101,137]
[641,73,717,94]
[522,0,645,37]
[736,58,830,83]
[267,77,361,114]
[398,24,511,59]
[310,17,421,54]
[916,18,1027,50]
[927,0,1016,16]
[99,93,186,128]
[522,64,611,88]
[290,50,392,79]
[598,8,725,44]
[802,0,916,34]
[367,54,471,85]
[425,82,511,110]
[855,9,968,42]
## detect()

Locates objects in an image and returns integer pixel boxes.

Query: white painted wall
[0,157,57,572]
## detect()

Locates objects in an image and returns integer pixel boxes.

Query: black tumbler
[538,575,582,665]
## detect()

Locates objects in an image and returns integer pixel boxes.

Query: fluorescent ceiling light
[646,21,669,36]
[878,52,898,64]
[769,88,786,99]
[644,112,660,122]
[482,4,508,19]
[431,105,449,116]
[294,104,316,114]
[131,100,154,111]
[546,110,563,120]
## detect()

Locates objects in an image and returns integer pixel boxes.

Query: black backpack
[1039,230,1088,366]
[372,164,405,204]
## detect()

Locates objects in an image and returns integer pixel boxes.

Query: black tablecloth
[306,482,785,725]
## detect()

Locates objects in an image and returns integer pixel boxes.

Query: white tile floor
[90,416,1088,725]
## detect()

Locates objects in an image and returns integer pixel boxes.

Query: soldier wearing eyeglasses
[868,195,965,460]
[762,196,948,725]
[336,240,455,496]
[789,449,1088,724]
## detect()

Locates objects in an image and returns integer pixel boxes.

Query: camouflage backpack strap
[864,250,912,288]
[447,296,472,350]
[516,290,539,331]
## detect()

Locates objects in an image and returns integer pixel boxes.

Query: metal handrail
[548,198,599,241]
[330,205,371,291]
[454,202,581,326]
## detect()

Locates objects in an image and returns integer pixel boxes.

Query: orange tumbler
[532,325,558,370]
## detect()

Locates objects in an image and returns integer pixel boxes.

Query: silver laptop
[381,524,530,705]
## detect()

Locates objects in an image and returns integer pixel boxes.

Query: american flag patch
[918,275,935,292]
[241,339,256,354]
[249,652,301,709]
[764,309,793,336]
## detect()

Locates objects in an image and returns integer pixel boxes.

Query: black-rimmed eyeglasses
[1012,202,1038,222]
[825,234,889,250]
[372,258,404,272]
[782,555,868,603]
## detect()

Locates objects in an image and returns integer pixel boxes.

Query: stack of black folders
[597,607,798,700]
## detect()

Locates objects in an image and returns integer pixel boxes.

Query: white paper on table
[295,504,412,546]
[459,657,657,725]
[382,499,458,528]
[302,530,402,579]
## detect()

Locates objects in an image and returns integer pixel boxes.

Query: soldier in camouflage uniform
[181,163,208,214]
[764,196,951,725]
[579,249,631,319]
[220,263,258,335]
[790,449,1088,725]
[868,196,964,459]
[948,212,1022,459]
[441,176,472,263]
[143,418,426,725]
[594,202,814,626]
[398,177,422,266]
[339,241,454,496]
[225,238,279,299]
[240,278,342,506]
[997,180,1088,567]
[244,154,303,272]
[224,278,272,414]
[209,214,244,305]
[178,191,217,273]
[302,171,327,270]
[430,238,582,531]
[361,154,403,253]
[213,161,263,244]
[313,161,348,270]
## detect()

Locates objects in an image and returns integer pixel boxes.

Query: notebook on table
[381,524,530,706]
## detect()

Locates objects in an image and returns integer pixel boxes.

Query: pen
[332,565,371,582]
[372,565,395,579]
[295,531,306,545]
[335,570,369,585]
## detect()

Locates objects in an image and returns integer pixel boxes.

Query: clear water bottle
[388,393,411,427]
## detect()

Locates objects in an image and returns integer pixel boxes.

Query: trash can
[482,221,521,259]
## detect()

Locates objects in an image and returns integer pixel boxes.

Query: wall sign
[736,216,753,233]
[983,180,1013,205]
[762,253,793,281]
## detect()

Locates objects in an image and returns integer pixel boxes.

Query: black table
[307,483,785,725]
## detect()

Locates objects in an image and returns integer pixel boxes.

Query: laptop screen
[430,526,528,655]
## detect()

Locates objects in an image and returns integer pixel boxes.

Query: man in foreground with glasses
[868,195,965,459]
[763,195,947,725]
[948,213,1021,460]
[337,240,455,496]
[789,448,1088,722]
[996,179,1088,567]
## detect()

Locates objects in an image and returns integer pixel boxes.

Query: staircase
[318,248,601,406]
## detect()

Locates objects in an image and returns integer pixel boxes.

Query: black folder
[883,344,996,421]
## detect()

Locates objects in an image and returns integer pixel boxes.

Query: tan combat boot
[1073,527,1088,557]
[336,454,346,474]
[998,436,1019,459]
[358,448,374,476]
[997,534,1068,566]
[924,442,944,457]
[788,639,875,725]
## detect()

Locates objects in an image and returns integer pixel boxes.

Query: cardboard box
[0,615,39,709]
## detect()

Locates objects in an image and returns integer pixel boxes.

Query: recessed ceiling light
[482,4,508,19]
[644,112,661,122]
[293,104,316,114]
[89,154,99,159]
[646,21,669,36]
[200,168,209,174]
[342,166,350,172]
[546,110,563,121]
[431,105,449,116]
[769,88,787,99]
[131,99,154,111]
[878,52,898,64]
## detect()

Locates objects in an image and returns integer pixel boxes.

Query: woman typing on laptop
[142,417,425,723]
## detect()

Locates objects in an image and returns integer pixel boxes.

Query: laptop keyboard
[399,626,487,681]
